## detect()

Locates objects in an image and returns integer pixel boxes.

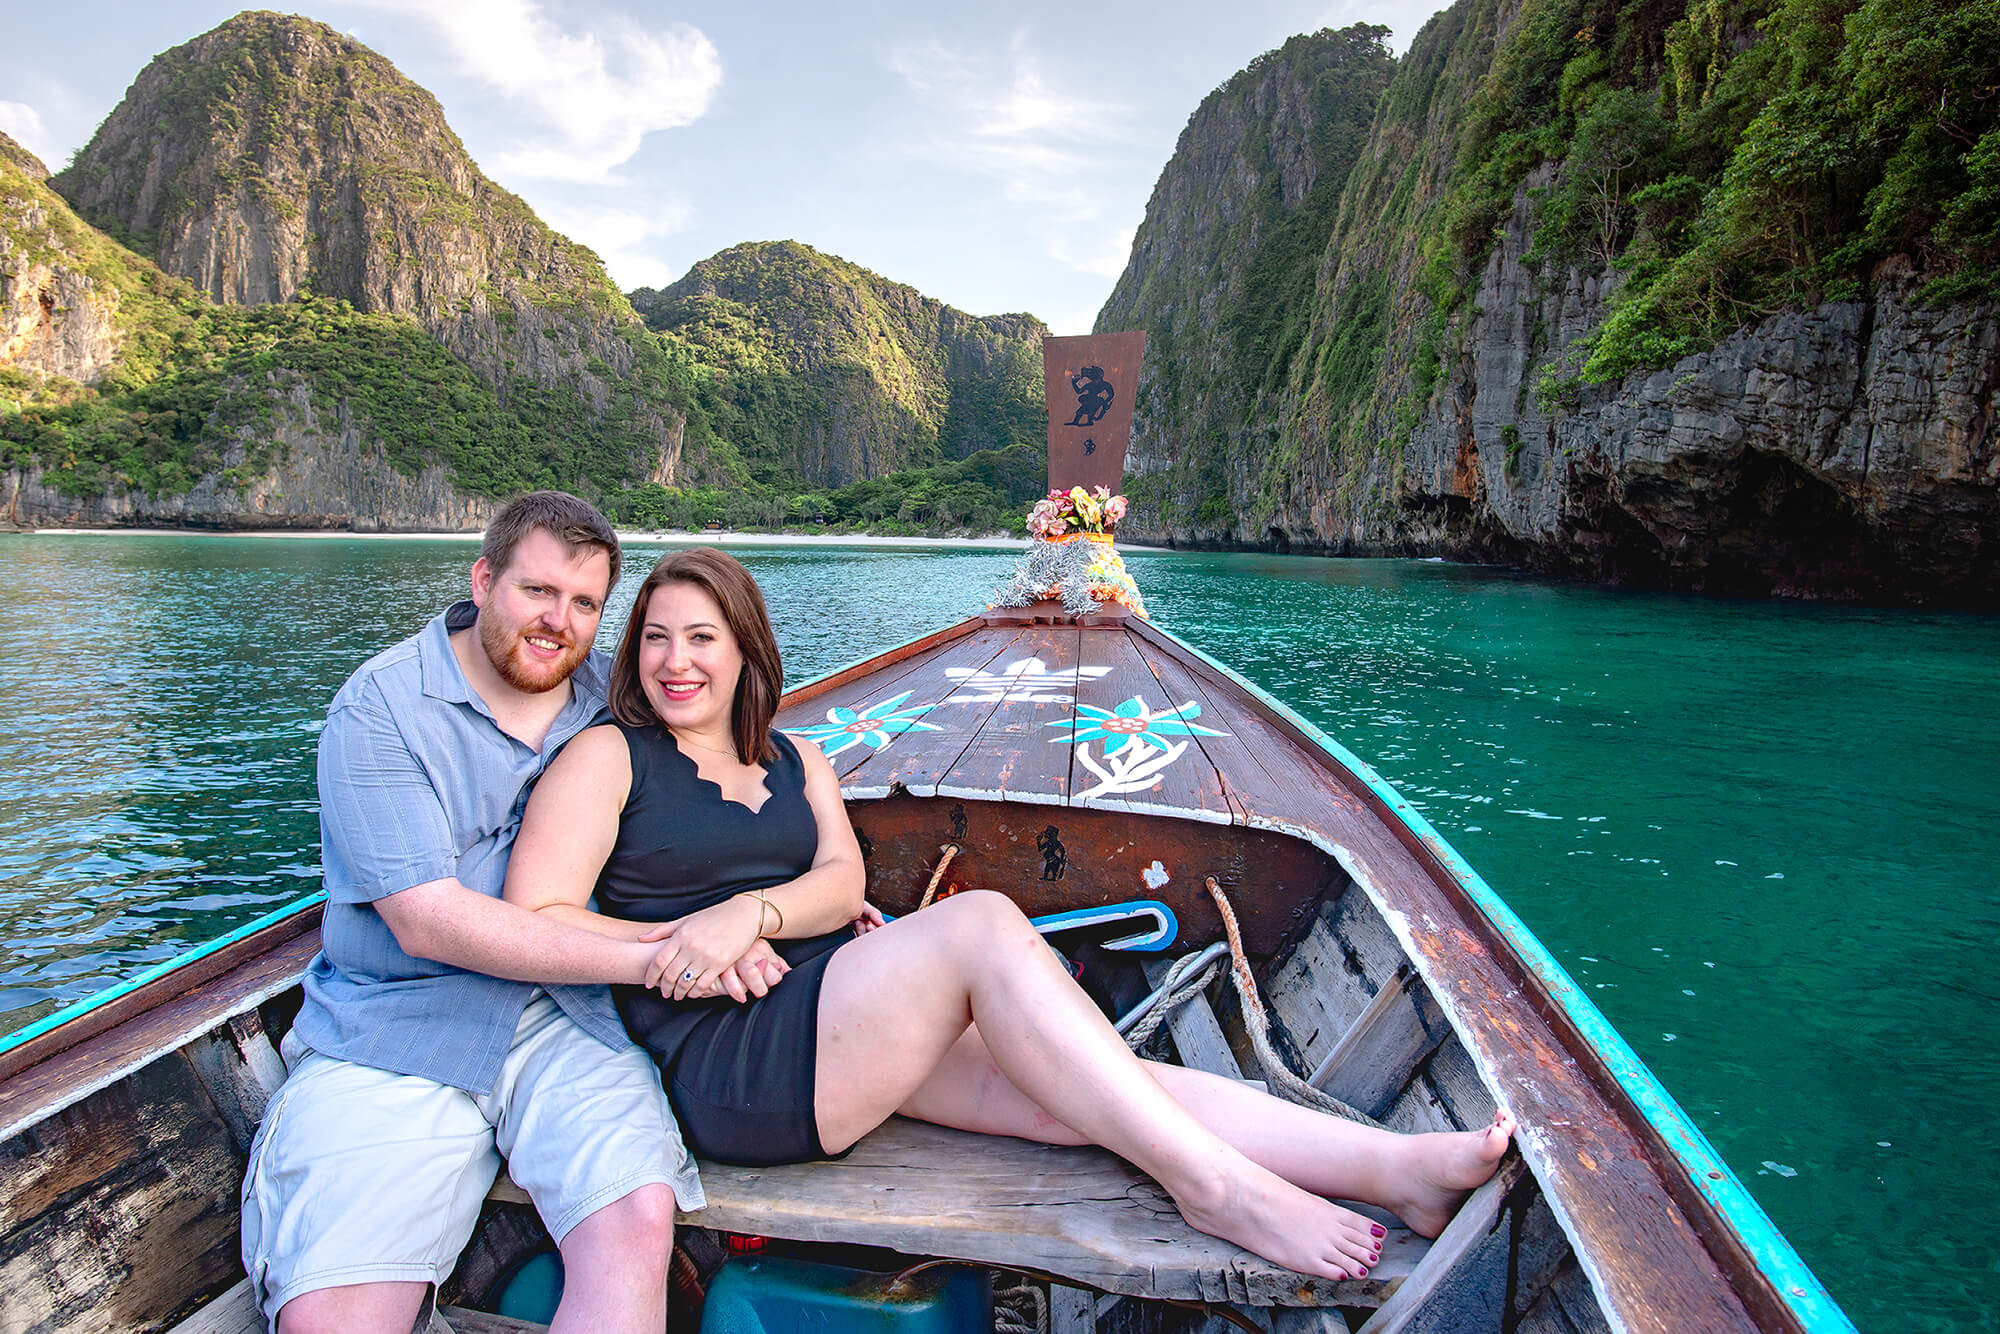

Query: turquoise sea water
[0,533,1993,1331]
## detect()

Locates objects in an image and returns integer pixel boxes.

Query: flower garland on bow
[993,486,1148,617]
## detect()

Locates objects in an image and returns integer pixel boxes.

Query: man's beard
[479,615,588,693]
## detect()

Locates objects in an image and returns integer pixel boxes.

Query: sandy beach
[26,527,1044,549]
[20,528,1186,552]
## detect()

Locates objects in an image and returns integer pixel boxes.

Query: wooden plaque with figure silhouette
[1044,331,1145,494]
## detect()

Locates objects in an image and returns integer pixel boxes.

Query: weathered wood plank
[1270,1308,1352,1333]
[509,1117,1430,1308]
[0,1053,246,1334]
[1547,1259,1616,1334]
[164,1278,259,1334]
[843,627,1032,798]
[939,626,1082,806]
[1353,1157,1528,1334]
[440,1309,548,1334]
[1309,966,1449,1122]
[1141,958,1243,1080]
[0,931,319,1144]
[782,630,1027,784]
[1124,623,1382,849]
[1261,892,1409,1080]
[1067,630,1234,823]
[774,619,983,717]
[1123,633,1293,826]
[185,1012,288,1155]
[1052,1283,1097,1334]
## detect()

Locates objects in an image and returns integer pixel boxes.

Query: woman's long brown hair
[608,549,783,765]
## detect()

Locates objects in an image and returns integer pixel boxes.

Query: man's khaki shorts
[241,991,703,1330]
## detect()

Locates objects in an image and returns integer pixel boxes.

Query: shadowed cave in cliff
[1553,447,1994,606]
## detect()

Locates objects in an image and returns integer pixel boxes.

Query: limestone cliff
[1096,27,1394,531]
[52,10,711,493]
[634,241,1046,489]
[5,130,536,530]
[1102,0,1999,604]
[1,133,123,386]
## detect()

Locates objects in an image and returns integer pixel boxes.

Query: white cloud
[885,36,1134,223]
[1051,225,1137,280]
[535,196,695,291]
[348,0,721,184]
[0,102,55,164]
[884,33,1142,295]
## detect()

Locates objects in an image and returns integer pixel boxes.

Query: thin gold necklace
[670,729,739,760]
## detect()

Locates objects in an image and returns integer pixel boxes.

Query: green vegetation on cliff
[609,442,1046,535]
[4,144,687,502]
[633,240,1047,492]
[1428,0,2000,382]
[40,10,742,503]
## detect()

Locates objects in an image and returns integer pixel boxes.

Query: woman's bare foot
[1383,1108,1517,1238]
[1171,1150,1387,1280]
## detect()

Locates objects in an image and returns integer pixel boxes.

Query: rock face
[53,11,699,489]
[1097,28,1394,535]
[1102,0,1999,604]
[1,125,576,532]
[1398,191,1999,602]
[635,241,1047,488]
[0,134,123,385]
[4,382,499,530]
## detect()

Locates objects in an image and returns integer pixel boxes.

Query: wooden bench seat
[492,1116,1424,1309]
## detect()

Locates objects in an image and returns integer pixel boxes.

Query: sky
[0,1,1452,334]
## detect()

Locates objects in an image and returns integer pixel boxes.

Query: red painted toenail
[1358,1268,1369,1278]
[1371,1224,1386,1237]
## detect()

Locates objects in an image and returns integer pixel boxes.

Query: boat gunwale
[1131,615,1852,1334]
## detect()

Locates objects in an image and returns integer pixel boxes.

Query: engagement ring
[682,969,696,981]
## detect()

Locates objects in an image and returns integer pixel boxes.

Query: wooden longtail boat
[0,600,1855,1334]
[0,336,1852,1334]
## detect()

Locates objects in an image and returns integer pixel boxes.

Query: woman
[504,549,1515,1282]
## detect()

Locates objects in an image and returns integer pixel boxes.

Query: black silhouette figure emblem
[1065,366,1115,428]
[1037,826,1068,881]
[949,802,967,842]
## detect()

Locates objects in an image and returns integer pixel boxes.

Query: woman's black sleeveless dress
[597,721,852,1165]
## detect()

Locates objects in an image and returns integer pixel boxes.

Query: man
[243,492,715,1333]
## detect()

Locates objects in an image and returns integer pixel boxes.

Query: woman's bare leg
[814,891,1388,1279]
[899,1026,1515,1238]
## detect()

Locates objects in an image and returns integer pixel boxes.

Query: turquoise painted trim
[0,890,325,1057]
[1147,619,1855,1334]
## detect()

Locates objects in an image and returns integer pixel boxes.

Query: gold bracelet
[740,890,783,938]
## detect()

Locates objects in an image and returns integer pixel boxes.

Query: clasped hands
[639,896,888,1002]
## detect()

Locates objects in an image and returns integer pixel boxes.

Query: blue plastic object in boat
[699,1256,991,1334]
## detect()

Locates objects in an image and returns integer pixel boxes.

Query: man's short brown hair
[480,491,622,592]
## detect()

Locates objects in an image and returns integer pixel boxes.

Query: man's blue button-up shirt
[293,600,631,1093]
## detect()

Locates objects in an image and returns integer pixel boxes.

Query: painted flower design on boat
[1048,696,1229,801]
[794,690,942,757]
[942,657,1112,705]
[1046,696,1224,757]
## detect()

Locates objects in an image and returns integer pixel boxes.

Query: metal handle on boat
[1113,940,1230,1036]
